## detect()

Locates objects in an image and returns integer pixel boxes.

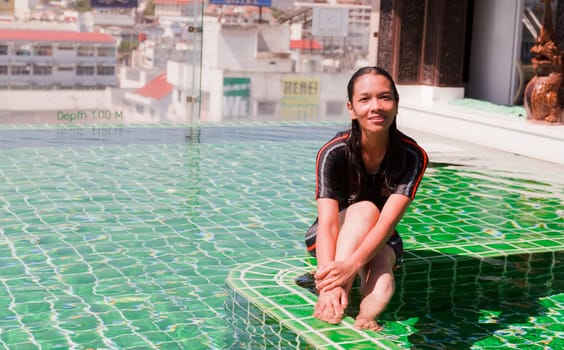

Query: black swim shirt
[314,130,428,210]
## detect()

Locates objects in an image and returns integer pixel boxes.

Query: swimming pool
[0,122,562,349]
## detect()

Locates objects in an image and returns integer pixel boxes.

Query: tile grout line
[235,259,347,350]
[230,257,402,350]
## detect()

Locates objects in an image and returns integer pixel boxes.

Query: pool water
[0,123,562,349]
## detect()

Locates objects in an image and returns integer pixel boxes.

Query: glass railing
[0,0,384,125]
[0,0,204,126]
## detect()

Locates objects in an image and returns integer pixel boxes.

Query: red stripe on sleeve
[314,134,349,199]
[401,137,429,199]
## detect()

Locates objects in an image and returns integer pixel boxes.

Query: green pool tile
[282,316,316,333]
[546,322,564,331]
[437,246,471,255]
[318,327,372,343]
[532,239,564,248]
[273,293,313,307]
[296,330,329,346]
[283,305,314,320]
[462,244,496,254]
[111,334,153,349]
[1,123,563,349]
[20,312,58,326]
[510,240,544,249]
[31,328,69,343]
[488,243,519,252]
[547,337,564,348]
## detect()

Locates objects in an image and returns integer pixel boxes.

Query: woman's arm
[349,194,411,270]
[313,197,350,320]
[316,194,412,291]
[314,198,340,266]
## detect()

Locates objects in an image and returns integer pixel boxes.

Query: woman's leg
[355,245,396,331]
[314,201,380,324]
[334,201,380,261]
[336,201,397,330]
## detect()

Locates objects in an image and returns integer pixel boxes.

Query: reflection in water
[383,251,563,349]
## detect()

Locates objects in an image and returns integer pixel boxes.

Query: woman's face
[347,73,398,134]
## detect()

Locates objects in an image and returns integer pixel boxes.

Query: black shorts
[305,219,404,269]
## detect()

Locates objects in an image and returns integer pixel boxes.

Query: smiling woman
[303,66,428,331]
[346,73,398,137]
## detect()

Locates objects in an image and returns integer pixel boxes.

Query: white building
[91,8,136,28]
[123,72,174,122]
[289,0,372,60]
[197,16,291,121]
[15,0,39,20]
[153,0,202,24]
[0,29,118,89]
[131,37,199,69]
[163,15,350,122]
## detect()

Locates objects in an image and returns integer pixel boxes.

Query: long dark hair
[345,66,405,203]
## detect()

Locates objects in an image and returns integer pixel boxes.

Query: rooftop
[0,29,115,43]
[134,73,173,100]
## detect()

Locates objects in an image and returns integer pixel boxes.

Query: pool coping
[226,256,404,350]
[398,101,564,165]
[226,242,564,349]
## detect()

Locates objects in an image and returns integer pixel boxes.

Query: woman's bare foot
[353,290,387,331]
[313,287,348,324]
[354,316,383,331]
[314,303,343,324]
[353,251,396,332]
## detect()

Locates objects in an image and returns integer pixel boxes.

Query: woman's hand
[315,261,358,292]
[313,287,348,324]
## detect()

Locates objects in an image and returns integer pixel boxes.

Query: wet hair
[346,66,399,104]
[344,66,406,204]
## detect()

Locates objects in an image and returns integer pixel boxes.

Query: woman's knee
[345,201,380,224]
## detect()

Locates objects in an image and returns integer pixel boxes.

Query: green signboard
[223,77,250,119]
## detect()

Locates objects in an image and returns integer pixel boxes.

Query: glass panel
[199,0,374,122]
[0,0,376,349]
[521,0,544,65]
[0,0,202,124]
[515,0,558,105]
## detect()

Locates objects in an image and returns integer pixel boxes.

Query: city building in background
[123,72,173,122]
[0,0,562,124]
[0,29,118,89]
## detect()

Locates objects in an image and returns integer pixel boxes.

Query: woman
[304,67,428,331]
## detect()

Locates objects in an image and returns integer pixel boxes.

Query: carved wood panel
[378,0,469,87]
[556,0,564,50]
[397,0,425,82]
[438,0,467,85]
[556,0,564,106]
[377,0,395,74]
[422,0,441,84]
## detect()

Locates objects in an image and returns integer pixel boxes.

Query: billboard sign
[223,77,250,120]
[312,7,349,37]
[280,77,319,120]
[210,0,271,7]
[91,0,138,8]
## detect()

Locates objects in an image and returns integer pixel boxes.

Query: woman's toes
[354,318,382,331]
